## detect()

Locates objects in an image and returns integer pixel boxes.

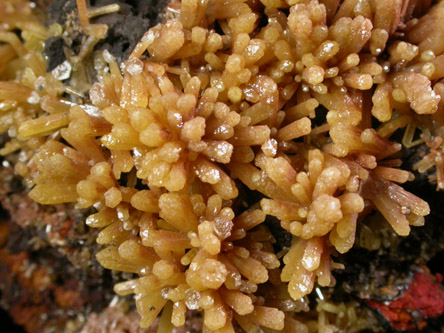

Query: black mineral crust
[44,0,168,67]
[43,36,65,71]
[332,179,444,332]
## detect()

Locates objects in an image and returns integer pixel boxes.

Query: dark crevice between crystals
[44,0,169,68]
[332,179,444,331]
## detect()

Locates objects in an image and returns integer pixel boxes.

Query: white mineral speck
[51,60,72,81]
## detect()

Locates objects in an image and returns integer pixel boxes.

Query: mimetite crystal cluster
[1,0,443,331]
